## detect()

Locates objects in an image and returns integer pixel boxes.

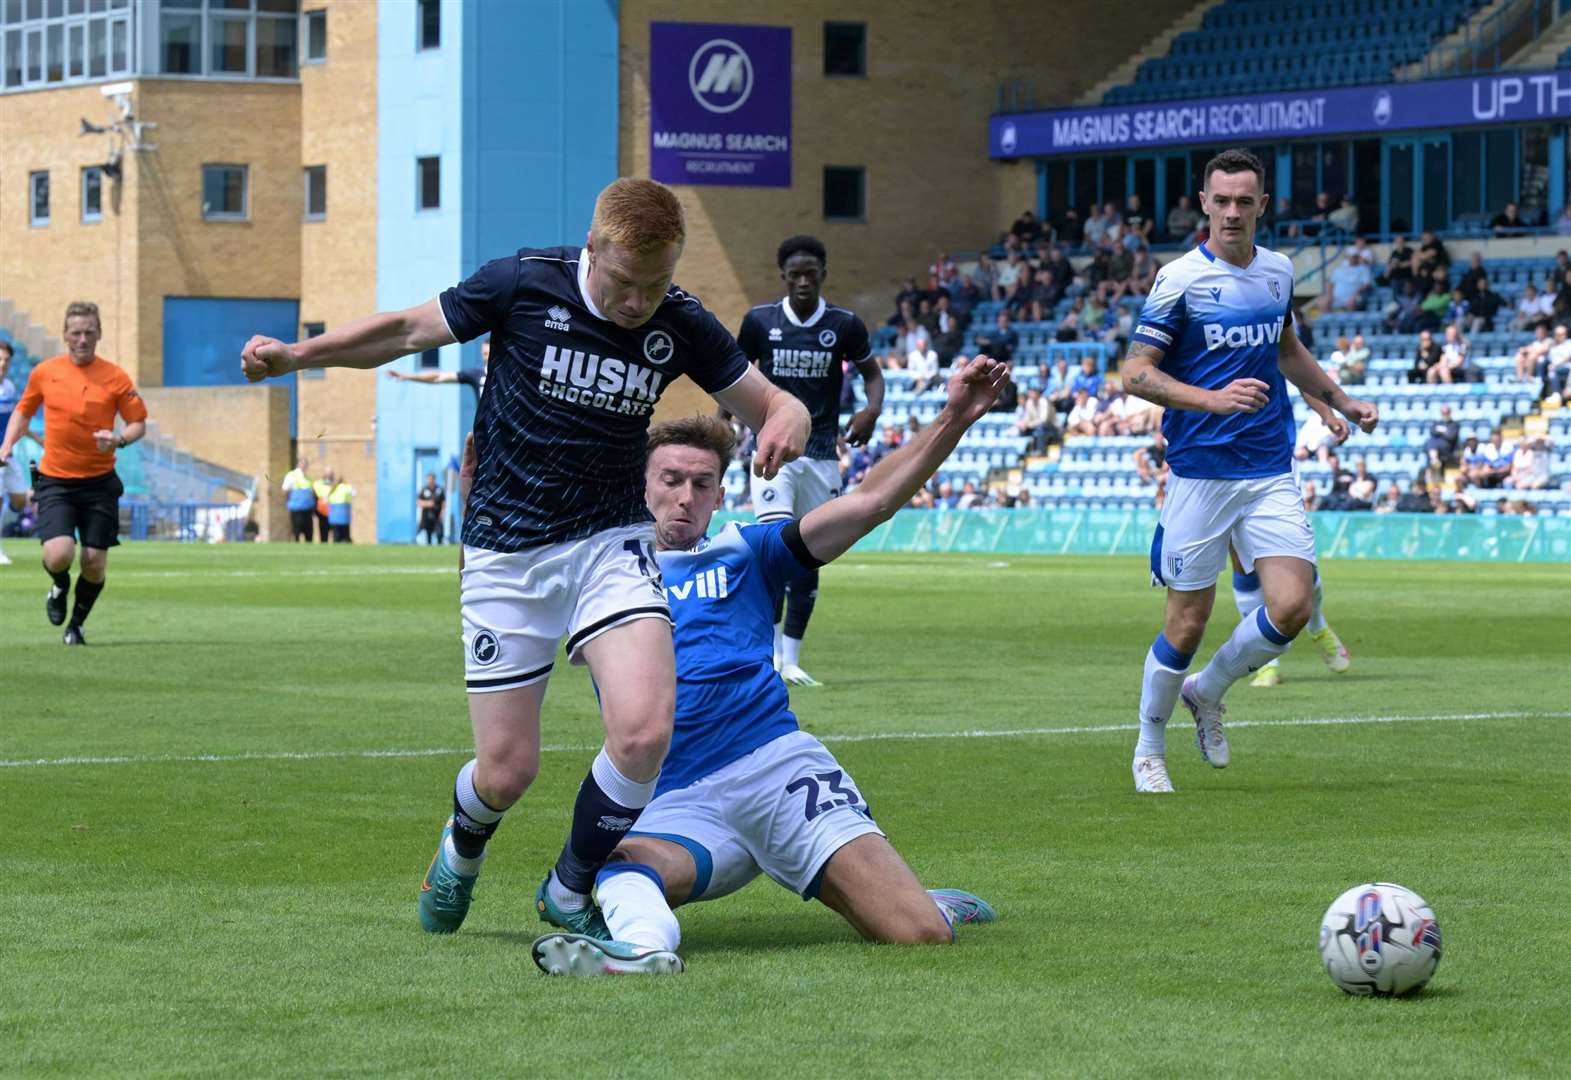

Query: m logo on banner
[689,38,754,113]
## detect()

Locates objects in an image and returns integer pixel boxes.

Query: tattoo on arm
[1125,346,1173,406]
[1319,388,1336,405]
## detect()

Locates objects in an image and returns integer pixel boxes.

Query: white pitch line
[0,710,1562,771]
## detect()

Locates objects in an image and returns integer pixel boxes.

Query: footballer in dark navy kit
[241,178,810,943]
[737,235,884,687]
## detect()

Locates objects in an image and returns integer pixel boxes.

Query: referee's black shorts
[34,468,124,549]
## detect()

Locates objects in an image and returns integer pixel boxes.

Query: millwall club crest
[1270,279,1281,302]
[643,329,675,366]
[471,629,500,666]
[818,328,837,348]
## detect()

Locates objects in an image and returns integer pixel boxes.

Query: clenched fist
[241,336,300,383]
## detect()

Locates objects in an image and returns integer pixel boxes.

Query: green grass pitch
[2,543,1567,1077]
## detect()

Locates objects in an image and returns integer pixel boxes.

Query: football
[1318,882,1443,997]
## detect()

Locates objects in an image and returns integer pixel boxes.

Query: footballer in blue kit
[241,179,812,940]
[738,235,884,688]
[1120,149,1378,794]
[530,357,1009,976]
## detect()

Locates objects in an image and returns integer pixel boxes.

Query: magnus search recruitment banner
[649,22,791,187]
[990,69,1571,157]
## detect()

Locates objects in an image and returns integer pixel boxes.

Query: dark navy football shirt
[738,298,871,460]
[438,246,750,551]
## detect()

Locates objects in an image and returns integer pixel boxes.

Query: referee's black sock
[46,564,70,596]
[71,577,104,627]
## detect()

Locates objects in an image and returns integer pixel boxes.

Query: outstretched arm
[242,298,455,382]
[798,357,1007,563]
[1277,320,1379,433]
[388,370,459,384]
[1122,341,1268,414]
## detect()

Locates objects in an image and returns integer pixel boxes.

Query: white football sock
[597,866,680,952]
[772,623,784,665]
[546,868,590,911]
[1192,607,1294,704]
[442,833,484,877]
[1136,633,1192,758]
[781,634,803,668]
[1231,570,1263,619]
[1306,571,1328,634]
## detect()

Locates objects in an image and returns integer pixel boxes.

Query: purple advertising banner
[649,22,792,187]
[989,69,1571,157]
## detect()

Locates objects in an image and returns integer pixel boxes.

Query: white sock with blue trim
[1193,606,1295,704]
[596,864,680,952]
[1306,570,1328,634]
[1136,633,1193,758]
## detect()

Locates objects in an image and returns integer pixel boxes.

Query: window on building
[823,22,865,77]
[303,164,325,220]
[419,348,439,369]
[417,0,438,49]
[1,0,126,88]
[29,169,49,226]
[201,163,247,220]
[254,8,295,76]
[209,11,246,73]
[160,5,201,74]
[418,155,440,210]
[302,8,325,62]
[81,165,102,222]
[823,166,865,221]
[3,28,21,87]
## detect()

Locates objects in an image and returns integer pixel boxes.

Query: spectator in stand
[973,310,1018,366]
[1081,245,1113,299]
[994,251,1024,302]
[1101,305,1137,357]
[1320,249,1374,312]
[1055,296,1086,342]
[1514,283,1553,332]
[1133,430,1167,487]
[1491,201,1530,237]
[1094,379,1133,437]
[1123,393,1160,436]
[970,254,997,300]
[1129,246,1159,295]
[1302,190,1334,237]
[1409,329,1443,383]
[1508,323,1545,382]
[907,338,940,396]
[1045,356,1075,414]
[908,486,935,510]
[893,277,923,316]
[1444,288,1471,329]
[1553,269,1571,324]
[1540,322,1571,400]
[1429,324,1475,384]
[1166,195,1202,244]
[1294,408,1338,465]
[1097,243,1136,304]
[1459,252,1488,300]
[1064,388,1099,436]
[1556,205,1571,236]
[1468,278,1503,333]
[1057,208,1084,249]
[1375,486,1400,513]
[934,480,959,509]
[1387,279,1424,334]
[1341,333,1370,385]
[1396,475,1436,513]
[1042,245,1074,307]
[879,345,905,370]
[931,295,967,365]
[1083,202,1110,249]
[1348,458,1377,507]
[1011,209,1044,248]
[1424,404,1461,468]
[1121,194,1154,249]
[1081,294,1109,339]
[1100,202,1125,248]
[1328,194,1359,235]
[930,251,958,288]
[949,273,982,321]
[896,317,929,360]
[1417,274,1451,332]
[1327,336,1352,381]
[1069,354,1101,399]
[1300,478,1320,512]
[1013,387,1056,453]
[1381,234,1414,289]
[868,423,904,467]
[1005,265,1048,323]
[1415,229,1451,277]
[1477,431,1516,488]
[1458,436,1490,487]
[1508,437,1553,489]
[1318,451,1368,512]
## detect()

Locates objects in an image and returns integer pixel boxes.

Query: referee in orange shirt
[0,302,148,645]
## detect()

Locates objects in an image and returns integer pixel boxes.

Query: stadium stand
[1104,0,1491,103]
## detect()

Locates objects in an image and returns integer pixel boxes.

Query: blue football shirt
[1131,242,1296,480]
[654,519,821,796]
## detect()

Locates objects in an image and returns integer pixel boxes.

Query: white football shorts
[2,452,26,497]
[628,730,885,901]
[750,457,841,521]
[1151,471,1316,591]
[460,523,670,693]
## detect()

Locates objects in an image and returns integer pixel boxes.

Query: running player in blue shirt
[240,179,811,935]
[1121,149,1378,793]
[739,236,884,687]
[530,357,1008,975]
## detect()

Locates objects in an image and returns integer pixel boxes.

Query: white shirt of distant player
[1067,398,1099,428]
[907,347,939,380]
